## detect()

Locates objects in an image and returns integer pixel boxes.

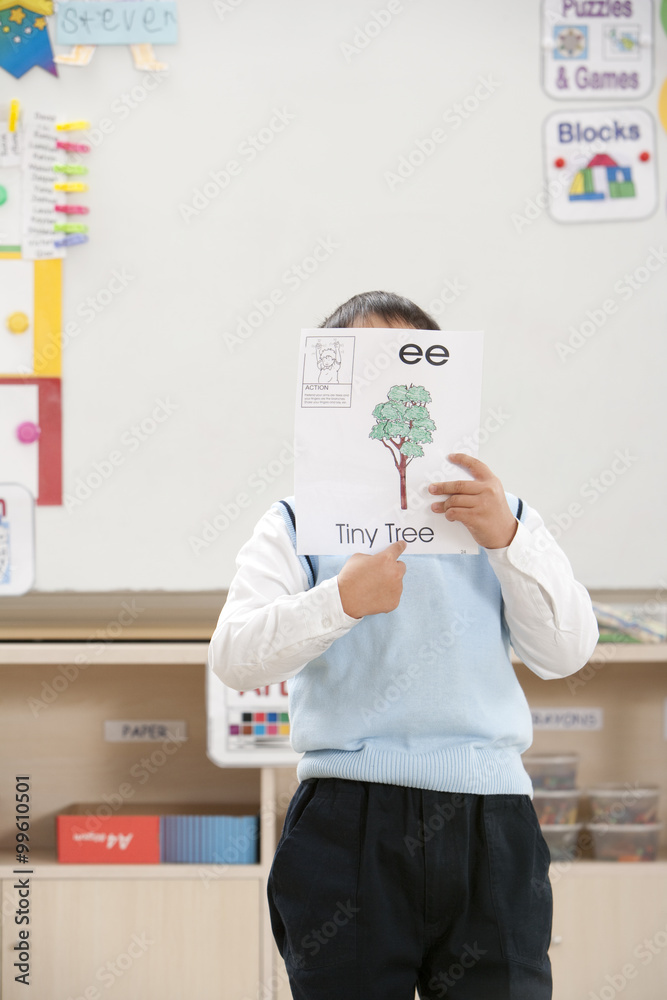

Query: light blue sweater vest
[274,495,534,795]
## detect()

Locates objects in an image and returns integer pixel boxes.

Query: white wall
[13,0,667,590]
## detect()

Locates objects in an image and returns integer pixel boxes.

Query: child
[208,291,598,1000]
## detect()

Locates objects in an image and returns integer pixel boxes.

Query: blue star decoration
[0,0,58,77]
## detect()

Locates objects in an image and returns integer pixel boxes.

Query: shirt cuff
[484,519,535,575]
[299,575,362,638]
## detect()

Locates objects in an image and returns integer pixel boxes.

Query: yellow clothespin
[56,120,91,132]
[8,100,20,133]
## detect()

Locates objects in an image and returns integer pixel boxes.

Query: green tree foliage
[369,384,437,509]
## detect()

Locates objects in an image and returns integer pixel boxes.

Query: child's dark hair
[320,291,440,331]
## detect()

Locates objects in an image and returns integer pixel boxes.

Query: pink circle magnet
[16,421,41,443]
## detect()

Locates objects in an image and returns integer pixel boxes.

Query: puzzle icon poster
[542,0,654,100]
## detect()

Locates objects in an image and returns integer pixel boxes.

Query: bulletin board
[1,0,666,592]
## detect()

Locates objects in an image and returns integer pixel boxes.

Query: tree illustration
[369,384,437,510]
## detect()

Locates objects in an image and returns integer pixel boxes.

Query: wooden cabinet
[0,642,280,1000]
[1,879,261,1000]
[516,646,667,1000]
[0,633,666,998]
[551,865,667,1000]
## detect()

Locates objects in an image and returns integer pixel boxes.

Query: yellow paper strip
[33,258,62,377]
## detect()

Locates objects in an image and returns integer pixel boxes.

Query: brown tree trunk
[399,454,407,510]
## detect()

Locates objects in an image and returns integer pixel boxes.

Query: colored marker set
[227,709,290,745]
[211,683,297,765]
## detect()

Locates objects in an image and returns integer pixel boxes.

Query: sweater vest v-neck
[274,495,534,794]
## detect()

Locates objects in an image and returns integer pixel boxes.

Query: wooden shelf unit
[1,637,666,666]
[1,635,667,998]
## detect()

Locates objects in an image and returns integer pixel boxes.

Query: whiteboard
[8,0,667,591]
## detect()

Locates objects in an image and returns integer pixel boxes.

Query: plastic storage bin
[523,753,579,790]
[588,784,659,825]
[587,823,662,861]
[541,823,583,861]
[533,789,580,825]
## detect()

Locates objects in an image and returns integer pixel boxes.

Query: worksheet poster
[294,328,484,556]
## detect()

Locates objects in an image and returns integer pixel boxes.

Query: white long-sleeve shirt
[208,499,599,693]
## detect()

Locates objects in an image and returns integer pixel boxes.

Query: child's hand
[337,540,407,619]
[429,454,518,549]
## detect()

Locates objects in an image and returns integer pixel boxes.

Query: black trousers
[267,777,553,1000]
